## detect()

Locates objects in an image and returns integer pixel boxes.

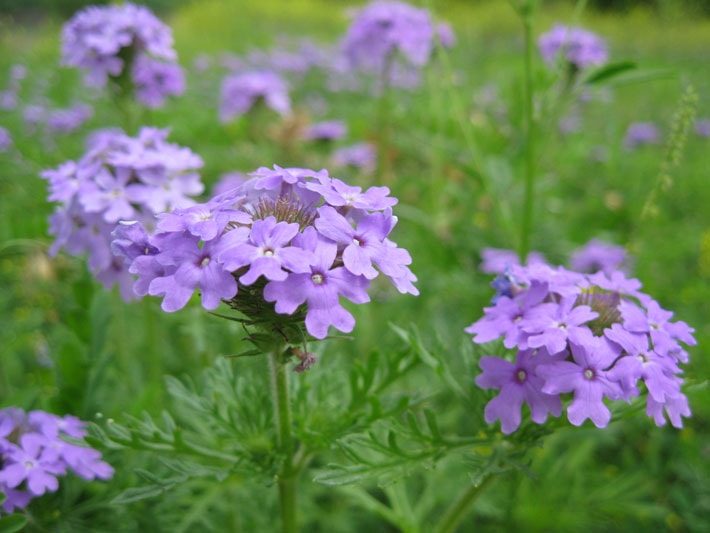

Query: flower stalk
[519,3,537,262]
[268,348,297,533]
[434,475,494,533]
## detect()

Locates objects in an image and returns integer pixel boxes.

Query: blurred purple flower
[132,55,185,108]
[219,70,290,122]
[569,239,628,275]
[479,247,547,275]
[539,25,608,69]
[624,122,661,149]
[332,143,376,172]
[0,126,12,152]
[694,118,710,138]
[302,120,347,142]
[46,103,93,135]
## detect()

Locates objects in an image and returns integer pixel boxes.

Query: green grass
[0,0,708,531]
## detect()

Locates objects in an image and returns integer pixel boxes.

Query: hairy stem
[519,7,536,261]
[268,349,297,533]
[434,475,494,533]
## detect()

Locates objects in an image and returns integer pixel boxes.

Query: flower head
[570,239,628,275]
[0,408,112,510]
[624,122,661,149]
[468,263,695,431]
[114,165,416,340]
[219,70,290,122]
[61,3,183,106]
[42,127,204,299]
[538,25,608,70]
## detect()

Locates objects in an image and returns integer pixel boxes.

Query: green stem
[268,349,297,533]
[519,7,536,261]
[434,475,494,533]
[375,53,394,181]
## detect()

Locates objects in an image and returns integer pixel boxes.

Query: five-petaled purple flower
[0,408,113,513]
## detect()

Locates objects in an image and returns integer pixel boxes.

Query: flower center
[262,248,274,257]
[583,368,595,380]
[24,460,35,469]
[311,273,324,285]
[637,353,648,363]
[200,256,211,267]
[516,370,527,383]
[576,287,622,335]
[353,237,362,246]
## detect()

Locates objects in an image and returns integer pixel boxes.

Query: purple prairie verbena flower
[305,175,396,210]
[476,350,562,434]
[132,55,186,108]
[0,126,12,152]
[315,205,392,279]
[302,120,347,142]
[62,3,179,92]
[570,239,628,275]
[538,25,608,70]
[624,122,661,149]
[217,216,312,285]
[42,127,204,300]
[149,236,237,312]
[538,333,623,428]
[479,247,547,275]
[264,228,370,339]
[522,296,598,355]
[219,70,290,122]
[695,118,710,138]
[342,1,435,74]
[213,172,247,197]
[436,22,456,48]
[332,143,376,172]
[0,435,63,496]
[466,281,548,350]
[0,408,112,511]
[46,104,93,135]
[469,262,695,432]
[115,164,416,339]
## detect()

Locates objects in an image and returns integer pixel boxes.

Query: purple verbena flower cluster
[570,239,628,275]
[42,127,204,299]
[219,70,291,122]
[0,408,113,514]
[302,120,347,142]
[467,263,696,433]
[624,122,661,149]
[113,165,418,339]
[61,3,184,106]
[538,25,608,70]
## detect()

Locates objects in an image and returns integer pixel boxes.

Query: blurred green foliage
[0,0,709,531]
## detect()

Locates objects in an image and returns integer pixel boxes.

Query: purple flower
[149,236,237,312]
[479,247,547,275]
[466,281,548,349]
[132,55,185,108]
[46,104,93,135]
[538,25,608,69]
[470,261,696,433]
[315,205,392,279]
[332,143,376,172]
[624,122,661,149]
[302,120,347,142]
[570,239,628,275]
[476,350,562,434]
[264,228,370,339]
[42,127,204,300]
[436,22,456,48]
[305,175,396,210]
[695,118,710,138]
[538,333,622,427]
[62,3,177,89]
[219,70,290,122]
[342,1,435,74]
[115,164,416,339]
[212,172,247,197]
[0,435,63,496]
[217,217,312,285]
[0,408,112,510]
[0,126,12,152]
[522,296,598,355]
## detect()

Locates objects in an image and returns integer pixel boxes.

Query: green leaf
[112,485,168,505]
[0,514,28,533]
[584,61,636,84]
